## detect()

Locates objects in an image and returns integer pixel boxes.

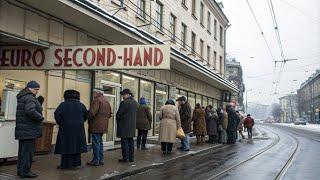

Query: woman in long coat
[54,90,88,169]
[159,99,181,154]
[192,103,207,143]
[205,105,218,144]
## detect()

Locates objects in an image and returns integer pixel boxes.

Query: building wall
[90,0,227,74]
[0,0,228,142]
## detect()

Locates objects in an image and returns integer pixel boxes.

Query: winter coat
[54,93,88,154]
[159,104,181,143]
[136,105,152,130]
[238,115,245,131]
[15,88,44,140]
[88,94,112,133]
[244,117,255,128]
[179,102,192,133]
[226,107,239,132]
[222,112,229,130]
[205,109,218,136]
[116,96,138,138]
[192,107,207,136]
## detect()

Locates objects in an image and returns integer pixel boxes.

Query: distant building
[297,69,320,123]
[279,94,299,123]
[247,102,269,119]
[226,58,245,111]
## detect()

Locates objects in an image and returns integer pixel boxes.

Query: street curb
[102,144,223,180]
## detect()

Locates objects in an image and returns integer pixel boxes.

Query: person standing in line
[244,114,255,139]
[159,99,181,154]
[205,105,218,144]
[226,104,240,144]
[192,103,207,144]
[15,81,44,178]
[220,107,229,144]
[136,97,152,150]
[87,89,112,166]
[116,89,138,163]
[54,90,88,170]
[176,96,192,151]
[236,111,245,140]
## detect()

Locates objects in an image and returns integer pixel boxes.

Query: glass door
[100,80,121,147]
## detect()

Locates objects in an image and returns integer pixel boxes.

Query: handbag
[176,127,186,139]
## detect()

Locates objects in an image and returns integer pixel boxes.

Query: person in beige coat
[159,99,181,154]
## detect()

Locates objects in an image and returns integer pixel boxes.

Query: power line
[244,0,276,61]
[267,0,286,61]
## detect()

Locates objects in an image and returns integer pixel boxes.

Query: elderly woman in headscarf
[159,99,181,154]
[136,97,152,150]
[54,90,88,169]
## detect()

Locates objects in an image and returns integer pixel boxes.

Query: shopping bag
[176,127,186,139]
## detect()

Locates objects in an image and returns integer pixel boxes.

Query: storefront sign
[0,45,170,70]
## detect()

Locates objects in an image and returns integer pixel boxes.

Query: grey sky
[221,0,320,105]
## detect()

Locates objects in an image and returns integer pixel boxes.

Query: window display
[122,75,138,98]
[154,83,168,135]
[95,71,120,88]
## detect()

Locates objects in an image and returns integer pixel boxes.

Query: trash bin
[35,121,55,154]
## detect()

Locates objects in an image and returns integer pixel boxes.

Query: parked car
[294,118,307,125]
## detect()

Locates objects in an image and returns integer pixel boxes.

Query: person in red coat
[244,114,255,139]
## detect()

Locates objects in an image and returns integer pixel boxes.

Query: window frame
[214,19,217,40]
[207,45,211,63]
[219,25,223,46]
[181,23,187,48]
[200,2,204,26]
[169,13,177,41]
[137,0,146,19]
[156,1,164,30]
[191,32,196,53]
[192,0,196,17]
[207,11,211,33]
[200,39,204,59]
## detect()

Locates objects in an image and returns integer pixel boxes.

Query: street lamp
[245,89,253,114]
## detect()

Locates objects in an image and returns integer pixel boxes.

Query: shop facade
[0,0,238,151]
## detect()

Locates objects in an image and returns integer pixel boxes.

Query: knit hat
[139,97,147,105]
[26,80,40,89]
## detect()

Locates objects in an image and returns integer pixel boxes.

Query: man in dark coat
[15,80,44,178]
[205,105,218,144]
[54,90,88,169]
[176,96,192,151]
[226,104,240,144]
[87,89,112,166]
[116,89,138,162]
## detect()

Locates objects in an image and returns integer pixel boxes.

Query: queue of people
[14,80,254,178]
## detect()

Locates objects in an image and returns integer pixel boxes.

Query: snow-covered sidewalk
[275,123,320,133]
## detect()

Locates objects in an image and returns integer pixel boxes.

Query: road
[125,123,320,180]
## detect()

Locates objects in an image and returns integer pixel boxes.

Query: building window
[207,12,211,33]
[200,39,204,59]
[207,46,211,63]
[219,56,223,73]
[214,19,217,39]
[137,0,146,19]
[95,71,120,88]
[155,83,168,135]
[122,75,139,98]
[202,96,208,108]
[219,25,223,46]
[156,1,163,30]
[191,32,196,53]
[181,23,187,48]
[200,2,204,26]
[213,51,217,68]
[192,0,196,16]
[119,0,124,7]
[170,14,176,41]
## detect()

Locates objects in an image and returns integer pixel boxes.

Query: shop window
[140,80,154,136]
[0,79,25,120]
[188,92,196,109]
[95,71,120,88]
[154,83,168,135]
[203,96,208,108]
[122,75,139,99]
[208,98,213,107]
[196,94,202,107]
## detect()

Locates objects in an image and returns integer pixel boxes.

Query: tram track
[208,126,300,180]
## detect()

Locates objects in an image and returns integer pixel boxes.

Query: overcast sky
[221,0,320,105]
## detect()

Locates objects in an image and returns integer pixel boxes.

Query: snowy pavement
[274,123,320,133]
